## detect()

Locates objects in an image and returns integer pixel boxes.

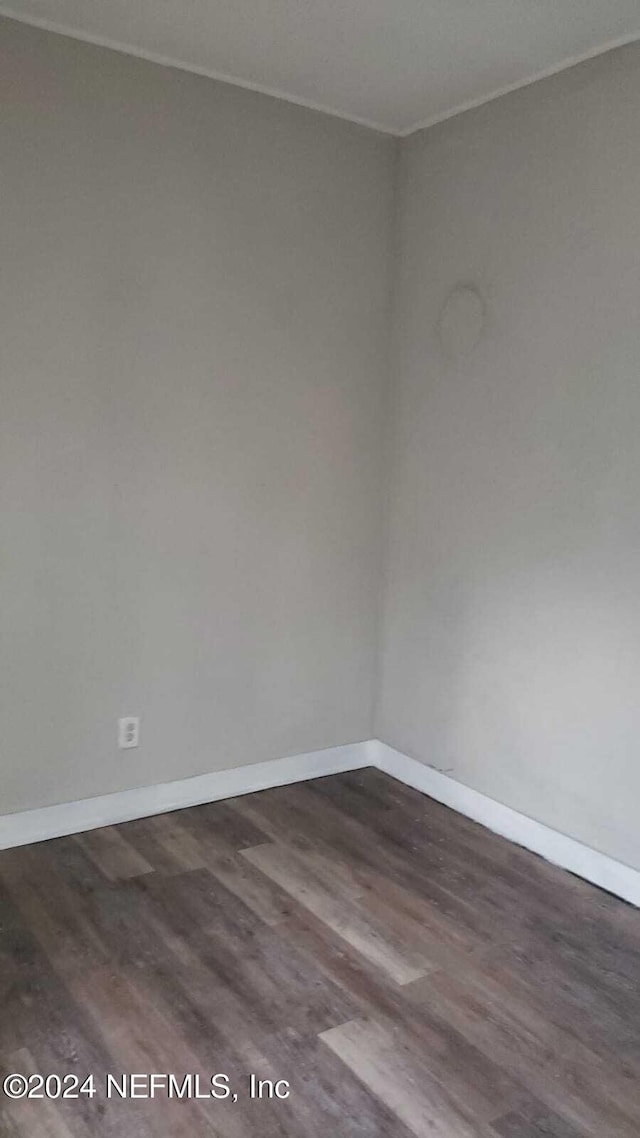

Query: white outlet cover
[118,716,140,749]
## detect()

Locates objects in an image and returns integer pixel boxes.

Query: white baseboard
[0,741,370,851]
[371,740,640,909]
[2,736,638,909]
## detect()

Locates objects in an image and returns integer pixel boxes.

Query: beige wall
[4,17,640,873]
[377,44,640,871]
[0,18,395,813]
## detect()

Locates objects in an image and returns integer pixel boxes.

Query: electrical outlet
[118,716,140,750]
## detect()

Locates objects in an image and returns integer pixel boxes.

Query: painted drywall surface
[0,18,394,813]
[377,44,640,871]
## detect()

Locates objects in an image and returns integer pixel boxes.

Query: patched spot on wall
[437,283,486,359]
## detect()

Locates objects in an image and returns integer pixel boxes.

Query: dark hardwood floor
[1,767,639,1136]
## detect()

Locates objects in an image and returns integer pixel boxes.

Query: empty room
[2,2,640,1135]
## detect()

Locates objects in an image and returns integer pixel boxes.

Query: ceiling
[2,0,639,135]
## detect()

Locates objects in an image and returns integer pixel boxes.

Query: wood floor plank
[75,827,154,881]
[67,968,220,1138]
[320,1017,486,1138]
[142,813,208,871]
[253,1027,417,1138]
[491,1098,587,1138]
[479,939,640,1068]
[0,882,147,1138]
[167,815,296,925]
[242,841,433,984]
[179,799,274,851]
[0,1049,77,1138]
[406,966,640,1138]
[0,846,109,981]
